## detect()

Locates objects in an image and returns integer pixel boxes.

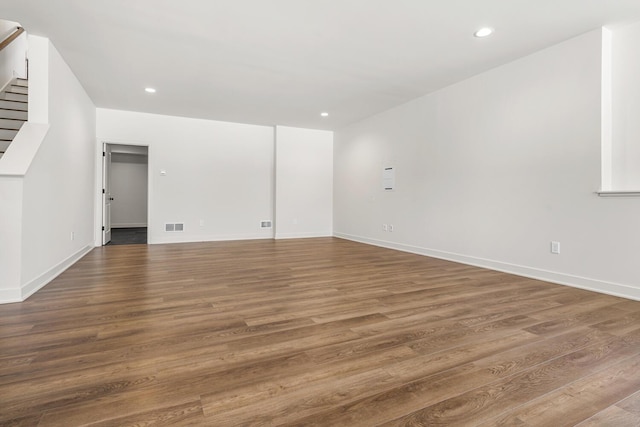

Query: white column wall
[611,21,640,190]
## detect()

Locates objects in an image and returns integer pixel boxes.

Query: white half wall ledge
[334,232,640,302]
[0,123,50,176]
[596,190,640,197]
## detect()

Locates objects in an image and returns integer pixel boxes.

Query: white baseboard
[150,233,274,245]
[275,231,333,240]
[334,232,640,302]
[20,244,94,301]
[0,288,21,304]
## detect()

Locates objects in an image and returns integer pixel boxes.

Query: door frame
[102,143,113,245]
[95,140,151,246]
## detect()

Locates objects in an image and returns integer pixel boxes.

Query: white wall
[20,39,96,294]
[0,19,27,89]
[611,21,640,190]
[334,29,640,300]
[0,177,23,301]
[110,153,148,228]
[0,36,95,303]
[96,109,275,244]
[0,35,50,303]
[27,35,48,124]
[275,126,333,239]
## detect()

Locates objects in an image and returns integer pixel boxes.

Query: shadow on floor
[107,227,147,245]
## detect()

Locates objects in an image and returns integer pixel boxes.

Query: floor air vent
[165,223,184,232]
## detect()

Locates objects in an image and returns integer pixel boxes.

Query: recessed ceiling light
[145,87,156,93]
[474,27,494,38]
[321,112,329,117]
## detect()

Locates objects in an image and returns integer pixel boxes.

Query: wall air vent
[260,220,272,229]
[165,223,185,232]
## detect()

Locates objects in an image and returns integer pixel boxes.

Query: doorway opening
[102,143,149,245]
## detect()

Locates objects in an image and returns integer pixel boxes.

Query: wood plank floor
[1,237,640,426]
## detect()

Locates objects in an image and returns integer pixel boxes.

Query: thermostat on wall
[383,167,395,191]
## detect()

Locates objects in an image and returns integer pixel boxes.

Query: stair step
[0,129,19,140]
[16,78,27,85]
[0,140,11,152]
[0,92,27,102]
[0,108,27,120]
[10,85,28,95]
[0,118,26,129]
[0,100,28,111]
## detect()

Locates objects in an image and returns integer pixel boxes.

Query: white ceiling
[3,0,640,130]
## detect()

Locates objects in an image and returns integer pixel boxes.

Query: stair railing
[0,26,24,52]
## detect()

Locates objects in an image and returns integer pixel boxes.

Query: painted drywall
[0,36,95,303]
[96,109,275,244]
[334,29,640,299]
[0,35,50,303]
[0,177,23,301]
[110,153,148,228]
[275,126,333,239]
[611,21,640,190]
[19,38,96,296]
[0,19,27,89]
[27,34,48,124]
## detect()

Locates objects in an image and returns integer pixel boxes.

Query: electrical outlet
[382,224,388,231]
[70,231,75,241]
[389,224,394,232]
[551,241,560,254]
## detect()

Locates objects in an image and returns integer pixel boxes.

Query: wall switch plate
[389,224,394,232]
[382,224,388,231]
[551,241,560,254]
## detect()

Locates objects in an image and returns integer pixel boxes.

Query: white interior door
[102,143,113,245]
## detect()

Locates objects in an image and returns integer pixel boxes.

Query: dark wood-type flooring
[1,238,640,426]
[106,227,147,246]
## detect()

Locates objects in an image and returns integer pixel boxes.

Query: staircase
[0,78,28,159]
